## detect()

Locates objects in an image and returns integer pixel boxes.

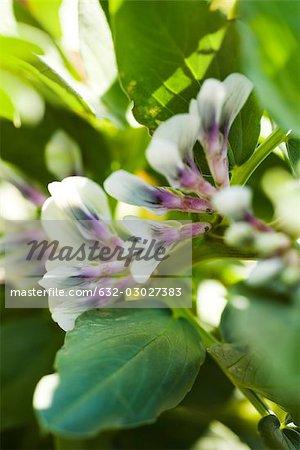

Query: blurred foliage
[0,1,299,449]
[239,0,300,135]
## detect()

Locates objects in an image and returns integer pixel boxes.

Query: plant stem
[231,128,288,186]
[192,236,256,266]
[180,309,271,417]
[178,308,217,347]
[240,388,270,417]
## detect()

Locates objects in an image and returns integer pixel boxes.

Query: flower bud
[45,130,83,180]
[212,186,252,221]
[247,258,284,287]
[254,232,290,256]
[225,222,255,247]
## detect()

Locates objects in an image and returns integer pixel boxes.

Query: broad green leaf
[239,1,300,135]
[228,93,262,166]
[110,0,227,131]
[209,342,300,422]
[55,407,210,450]
[258,415,300,450]
[26,0,63,39]
[35,308,205,437]
[286,138,300,177]
[181,354,234,409]
[1,315,63,430]
[219,283,300,422]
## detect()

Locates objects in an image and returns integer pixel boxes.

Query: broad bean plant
[1,1,299,449]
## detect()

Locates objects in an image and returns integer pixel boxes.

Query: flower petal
[40,266,116,330]
[48,176,111,221]
[104,170,168,215]
[45,177,114,242]
[104,170,214,214]
[220,73,253,132]
[212,186,252,220]
[146,114,201,190]
[189,98,199,118]
[197,79,226,138]
[42,197,86,248]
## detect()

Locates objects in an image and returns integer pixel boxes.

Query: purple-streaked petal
[104,170,169,215]
[45,177,115,243]
[104,170,214,214]
[0,159,45,206]
[146,114,207,192]
[197,79,226,154]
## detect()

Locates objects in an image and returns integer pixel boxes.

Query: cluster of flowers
[214,186,300,288]
[37,73,255,330]
[6,73,298,331]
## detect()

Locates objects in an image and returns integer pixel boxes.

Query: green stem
[240,389,270,417]
[192,237,256,266]
[180,309,270,417]
[231,128,288,186]
[177,308,217,347]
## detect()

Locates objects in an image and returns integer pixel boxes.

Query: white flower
[40,176,210,330]
[224,222,255,247]
[42,176,115,246]
[195,74,253,145]
[146,114,214,195]
[104,170,213,215]
[40,177,129,330]
[247,258,284,287]
[254,232,291,256]
[212,186,252,221]
[192,73,253,187]
[123,217,210,283]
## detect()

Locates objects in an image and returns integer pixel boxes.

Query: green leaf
[55,407,209,450]
[228,93,262,166]
[26,0,63,39]
[1,47,94,118]
[0,87,18,123]
[208,342,298,420]
[35,308,205,437]
[0,35,43,62]
[219,283,300,422]
[1,315,63,430]
[0,104,102,185]
[239,1,300,135]
[286,138,300,177]
[25,57,94,115]
[258,415,300,450]
[45,129,83,179]
[110,0,227,131]
[181,354,234,410]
